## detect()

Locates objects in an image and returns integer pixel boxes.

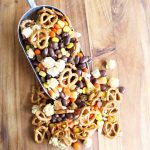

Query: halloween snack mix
[20,7,125,150]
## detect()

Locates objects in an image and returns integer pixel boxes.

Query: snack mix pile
[20,7,125,150]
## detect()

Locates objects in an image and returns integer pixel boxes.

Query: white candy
[106,59,117,70]
[43,104,54,117]
[42,57,55,69]
[22,27,33,38]
[91,69,101,78]
[55,59,65,72]
[108,77,119,88]
[47,78,59,89]
[26,48,35,59]
[31,105,39,114]
[47,67,60,77]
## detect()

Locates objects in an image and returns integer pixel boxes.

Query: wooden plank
[112,0,150,150]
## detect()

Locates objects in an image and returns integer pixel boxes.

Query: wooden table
[0,0,150,150]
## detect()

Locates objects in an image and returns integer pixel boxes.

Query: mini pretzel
[103,121,120,139]
[59,68,78,88]
[39,13,58,29]
[79,107,97,126]
[107,88,122,103]
[29,29,49,49]
[34,126,48,143]
[31,86,48,104]
[88,91,101,106]
[20,19,35,30]
[101,101,118,117]
[35,111,51,123]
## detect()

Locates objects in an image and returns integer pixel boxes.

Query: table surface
[0,0,150,150]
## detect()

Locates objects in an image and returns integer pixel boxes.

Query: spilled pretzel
[59,68,78,88]
[32,117,49,127]
[78,107,97,126]
[101,101,118,117]
[103,121,120,139]
[107,88,122,103]
[35,110,51,123]
[29,29,49,49]
[34,126,48,143]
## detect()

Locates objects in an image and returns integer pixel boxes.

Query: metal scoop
[17,0,66,98]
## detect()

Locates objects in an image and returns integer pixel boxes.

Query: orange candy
[49,31,56,38]
[54,24,61,29]
[34,49,41,55]
[38,63,46,71]
[83,67,89,73]
[72,141,80,150]
[77,52,83,57]
[94,83,100,90]
[52,28,57,33]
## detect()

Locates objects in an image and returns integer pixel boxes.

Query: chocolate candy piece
[75,56,80,65]
[61,56,68,62]
[63,36,71,46]
[60,92,65,99]
[78,63,86,69]
[61,99,67,106]
[79,56,88,64]
[118,86,125,94]
[76,81,84,88]
[91,78,97,84]
[100,84,107,91]
[70,37,76,43]
[59,42,64,48]
[76,69,82,76]
[48,48,55,57]
[42,48,49,57]
[100,70,107,77]
[62,32,69,37]
[50,42,59,50]
[66,113,74,119]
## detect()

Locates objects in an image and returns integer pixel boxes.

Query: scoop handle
[26,0,37,8]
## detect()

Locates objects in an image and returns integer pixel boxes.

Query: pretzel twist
[107,88,122,103]
[103,121,120,139]
[29,29,49,49]
[101,101,118,117]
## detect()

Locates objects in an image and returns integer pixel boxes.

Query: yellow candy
[63,26,70,32]
[96,114,102,121]
[52,37,59,43]
[61,48,67,55]
[66,51,70,57]
[69,30,74,35]
[98,77,107,84]
[36,67,40,72]
[57,20,65,28]
[97,120,104,127]
[73,127,80,133]
[39,71,46,77]
[82,87,87,94]
[78,76,82,81]
[62,124,67,128]
[43,83,49,89]
[67,43,74,49]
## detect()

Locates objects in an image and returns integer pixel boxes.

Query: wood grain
[0,0,150,150]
